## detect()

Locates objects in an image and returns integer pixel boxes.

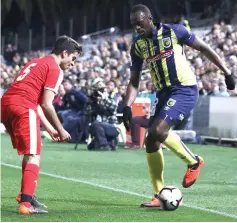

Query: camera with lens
[84,87,106,122]
[90,87,105,102]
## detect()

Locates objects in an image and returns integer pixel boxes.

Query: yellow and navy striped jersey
[130,23,197,90]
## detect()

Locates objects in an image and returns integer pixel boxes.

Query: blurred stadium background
[1,0,237,146]
[1,0,237,221]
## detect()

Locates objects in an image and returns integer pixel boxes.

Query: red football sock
[20,159,27,192]
[21,164,39,207]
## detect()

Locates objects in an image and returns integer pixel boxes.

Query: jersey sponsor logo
[162,37,171,48]
[146,49,173,64]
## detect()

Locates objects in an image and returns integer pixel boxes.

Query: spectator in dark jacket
[58,79,88,143]
[59,78,88,125]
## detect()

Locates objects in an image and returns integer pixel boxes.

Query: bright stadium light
[81,35,88,39]
[110,27,115,33]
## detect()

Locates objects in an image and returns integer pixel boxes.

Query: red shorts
[1,104,41,155]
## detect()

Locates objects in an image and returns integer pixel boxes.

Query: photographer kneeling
[88,79,119,151]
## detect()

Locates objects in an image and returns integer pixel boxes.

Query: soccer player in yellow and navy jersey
[122,4,236,208]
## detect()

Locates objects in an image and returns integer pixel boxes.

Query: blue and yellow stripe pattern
[130,23,197,90]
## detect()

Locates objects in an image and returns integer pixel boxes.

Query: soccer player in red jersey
[1,35,82,214]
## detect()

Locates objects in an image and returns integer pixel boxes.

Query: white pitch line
[1,162,237,219]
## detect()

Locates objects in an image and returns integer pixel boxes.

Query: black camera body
[90,88,105,101]
[84,87,105,122]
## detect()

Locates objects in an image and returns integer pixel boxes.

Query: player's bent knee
[23,154,40,166]
[152,125,169,143]
[145,134,159,153]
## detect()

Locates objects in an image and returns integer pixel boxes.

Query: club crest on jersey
[162,37,171,48]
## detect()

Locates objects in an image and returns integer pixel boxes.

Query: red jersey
[1,55,64,109]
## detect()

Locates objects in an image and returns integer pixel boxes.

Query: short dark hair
[62,78,73,85]
[107,79,117,88]
[51,35,82,55]
[131,4,151,16]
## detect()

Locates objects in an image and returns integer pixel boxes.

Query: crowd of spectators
[1,22,237,97]
[186,22,237,96]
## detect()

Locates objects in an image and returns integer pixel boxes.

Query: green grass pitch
[1,134,237,222]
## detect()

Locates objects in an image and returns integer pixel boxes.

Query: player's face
[60,51,79,70]
[130,11,153,37]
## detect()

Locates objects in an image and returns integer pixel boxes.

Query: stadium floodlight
[110,27,115,33]
[81,35,88,39]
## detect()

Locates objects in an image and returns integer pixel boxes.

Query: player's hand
[122,106,132,131]
[59,128,71,141]
[48,129,60,142]
[225,73,236,90]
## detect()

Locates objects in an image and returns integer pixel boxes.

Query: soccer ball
[157,186,183,211]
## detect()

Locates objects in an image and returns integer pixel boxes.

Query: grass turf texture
[1,134,237,221]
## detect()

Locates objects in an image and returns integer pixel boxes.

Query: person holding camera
[87,79,119,151]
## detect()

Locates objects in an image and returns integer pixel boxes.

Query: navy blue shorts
[148,85,198,128]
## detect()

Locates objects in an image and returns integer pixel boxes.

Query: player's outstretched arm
[126,41,143,107]
[41,89,71,141]
[37,105,60,141]
[188,36,236,90]
[123,70,140,131]
[123,40,143,131]
[125,70,140,107]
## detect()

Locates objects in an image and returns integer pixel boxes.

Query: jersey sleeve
[44,67,63,94]
[130,42,143,72]
[172,24,195,45]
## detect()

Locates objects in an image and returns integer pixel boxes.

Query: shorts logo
[163,37,171,48]
[179,113,184,121]
[167,98,176,107]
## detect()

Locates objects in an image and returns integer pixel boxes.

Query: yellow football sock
[163,131,197,165]
[146,148,164,193]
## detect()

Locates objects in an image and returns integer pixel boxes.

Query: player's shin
[163,131,197,165]
[21,155,40,207]
[21,159,27,192]
[146,141,164,193]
